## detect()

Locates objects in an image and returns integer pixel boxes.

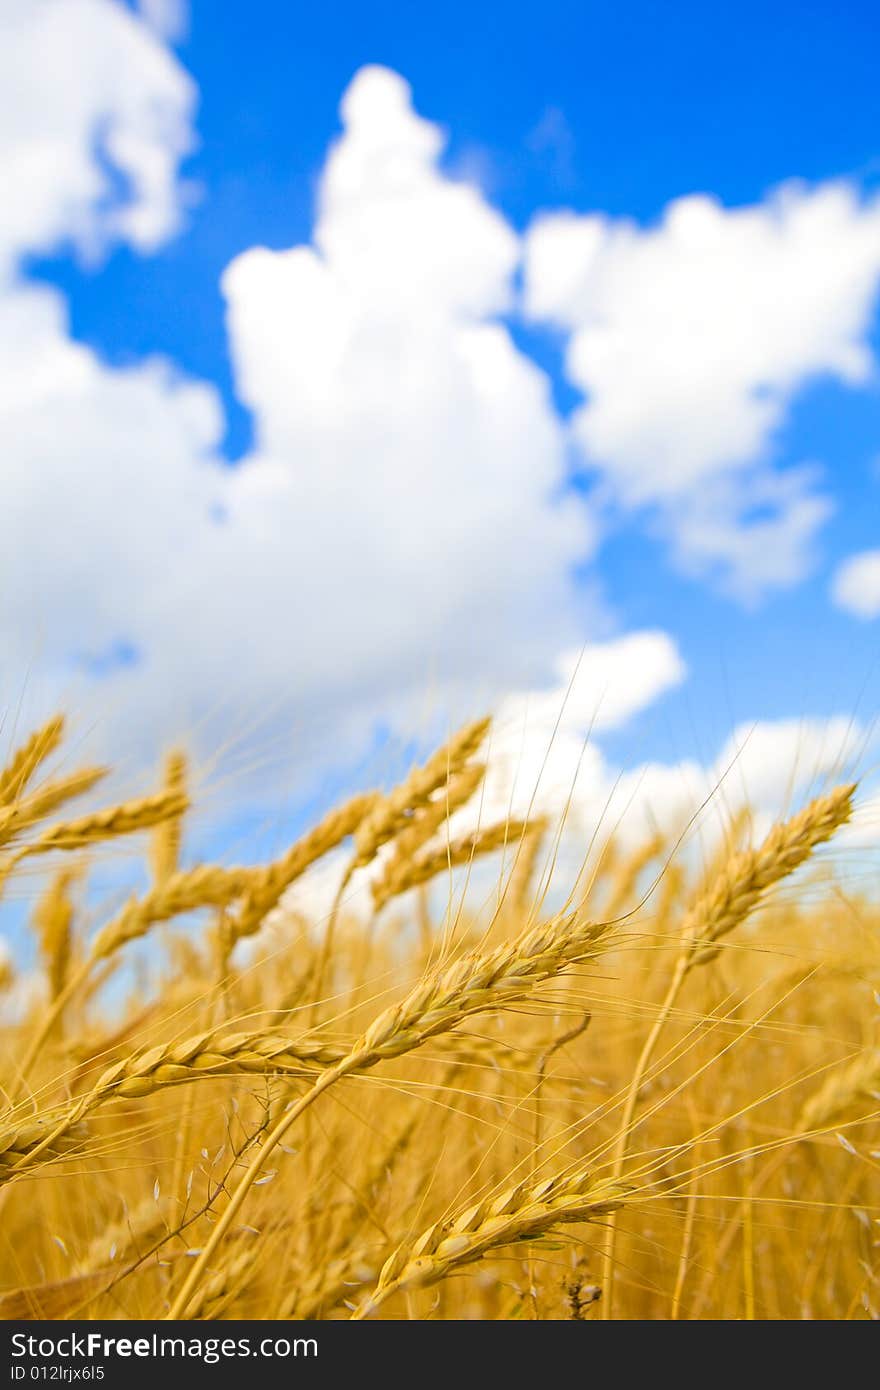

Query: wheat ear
[166,903,613,1318]
[600,781,856,1317]
[150,750,187,885]
[0,715,65,806]
[225,792,377,951]
[12,864,250,1094]
[311,720,490,1016]
[0,768,108,851]
[353,717,491,867]
[90,864,252,962]
[32,867,78,1005]
[353,1171,629,1317]
[16,788,189,860]
[372,819,530,911]
[377,762,485,872]
[0,1028,347,1178]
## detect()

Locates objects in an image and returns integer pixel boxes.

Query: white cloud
[524,182,880,599]
[831,549,880,619]
[0,15,873,885]
[478,631,685,820]
[0,0,196,272]
[136,0,188,42]
[0,56,593,801]
[474,640,862,852]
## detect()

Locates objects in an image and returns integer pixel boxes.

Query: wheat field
[0,713,877,1321]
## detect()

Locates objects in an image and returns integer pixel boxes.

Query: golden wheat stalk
[308,722,491,1017]
[0,768,108,850]
[0,715,65,806]
[91,1027,344,1097]
[353,717,491,868]
[378,761,485,871]
[166,903,614,1317]
[184,1244,260,1320]
[226,792,377,948]
[604,831,666,920]
[600,781,856,1317]
[681,783,855,968]
[32,867,77,1005]
[150,750,188,886]
[372,819,530,911]
[90,864,252,962]
[0,1028,346,1177]
[18,788,190,859]
[353,1172,629,1316]
[508,816,548,918]
[10,861,249,1095]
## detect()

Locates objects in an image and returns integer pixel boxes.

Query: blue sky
[1,0,879,880]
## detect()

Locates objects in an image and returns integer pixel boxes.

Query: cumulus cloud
[136,0,188,42]
[477,630,686,823]
[0,0,196,270]
[0,47,592,800]
[831,549,880,619]
[475,641,863,851]
[524,183,880,600]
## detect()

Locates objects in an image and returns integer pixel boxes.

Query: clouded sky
[1,0,878,863]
